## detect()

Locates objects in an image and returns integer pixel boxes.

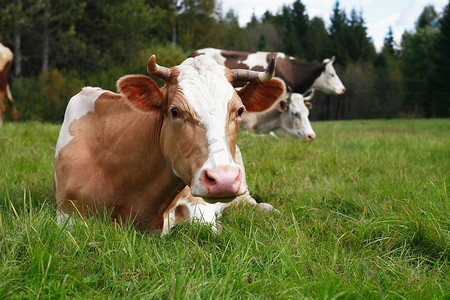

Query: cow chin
[201,196,237,204]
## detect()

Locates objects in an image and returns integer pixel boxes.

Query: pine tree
[304,17,332,61]
[431,1,450,117]
[383,26,396,56]
[329,1,350,64]
[416,5,439,29]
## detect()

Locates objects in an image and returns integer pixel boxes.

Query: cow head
[312,56,346,95]
[118,55,284,202]
[278,91,315,140]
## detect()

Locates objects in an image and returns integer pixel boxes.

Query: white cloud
[220,0,448,51]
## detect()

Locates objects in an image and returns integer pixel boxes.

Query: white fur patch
[312,59,345,94]
[55,87,105,158]
[176,56,244,196]
[240,52,286,70]
[56,212,78,228]
[196,48,226,66]
[240,52,269,69]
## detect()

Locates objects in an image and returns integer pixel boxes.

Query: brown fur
[55,59,285,233]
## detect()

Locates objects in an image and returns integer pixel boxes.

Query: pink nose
[340,88,346,94]
[200,167,242,197]
[306,133,316,141]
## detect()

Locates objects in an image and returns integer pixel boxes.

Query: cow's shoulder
[56,87,111,158]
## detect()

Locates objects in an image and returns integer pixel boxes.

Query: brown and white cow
[0,43,19,127]
[54,55,285,232]
[190,48,346,95]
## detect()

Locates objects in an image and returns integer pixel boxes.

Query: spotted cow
[54,55,285,232]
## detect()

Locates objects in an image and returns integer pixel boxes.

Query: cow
[54,54,285,233]
[0,43,19,127]
[242,89,315,140]
[190,48,346,95]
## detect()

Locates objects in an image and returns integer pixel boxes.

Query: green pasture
[0,119,448,299]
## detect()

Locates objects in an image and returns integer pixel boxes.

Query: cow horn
[147,55,172,81]
[303,89,315,101]
[231,57,276,83]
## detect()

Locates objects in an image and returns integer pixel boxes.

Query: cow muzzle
[192,166,243,200]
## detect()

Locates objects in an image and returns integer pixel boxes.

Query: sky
[220,0,448,51]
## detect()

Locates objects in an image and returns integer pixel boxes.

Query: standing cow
[54,55,285,232]
[190,48,346,139]
[190,48,345,95]
[0,43,19,127]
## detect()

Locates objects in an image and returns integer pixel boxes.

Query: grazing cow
[190,48,346,95]
[242,90,315,140]
[0,43,19,127]
[54,55,285,232]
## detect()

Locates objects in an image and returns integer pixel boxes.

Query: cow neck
[123,112,185,222]
[290,61,324,94]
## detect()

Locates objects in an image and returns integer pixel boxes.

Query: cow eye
[170,108,180,117]
[237,107,245,117]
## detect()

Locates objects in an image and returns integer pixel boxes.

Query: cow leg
[162,192,223,235]
[0,90,6,127]
[6,84,18,118]
[56,211,82,229]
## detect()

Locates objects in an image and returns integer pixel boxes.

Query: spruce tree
[432,1,450,117]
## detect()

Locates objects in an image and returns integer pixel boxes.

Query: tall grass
[0,119,448,298]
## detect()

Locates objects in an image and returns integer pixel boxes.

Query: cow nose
[306,133,316,141]
[340,88,346,94]
[201,167,242,197]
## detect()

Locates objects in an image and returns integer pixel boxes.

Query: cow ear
[305,101,312,110]
[117,75,165,112]
[277,99,289,112]
[237,78,285,112]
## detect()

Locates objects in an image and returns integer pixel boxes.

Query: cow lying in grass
[242,90,315,140]
[54,55,284,233]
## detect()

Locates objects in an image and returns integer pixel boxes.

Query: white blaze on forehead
[177,56,237,170]
[55,87,105,158]
[290,93,309,115]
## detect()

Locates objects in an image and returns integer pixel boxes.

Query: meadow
[0,119,448,299]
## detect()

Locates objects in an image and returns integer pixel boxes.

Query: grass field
[0,119,448,299]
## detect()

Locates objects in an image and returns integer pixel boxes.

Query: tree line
[0,0,449,122]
